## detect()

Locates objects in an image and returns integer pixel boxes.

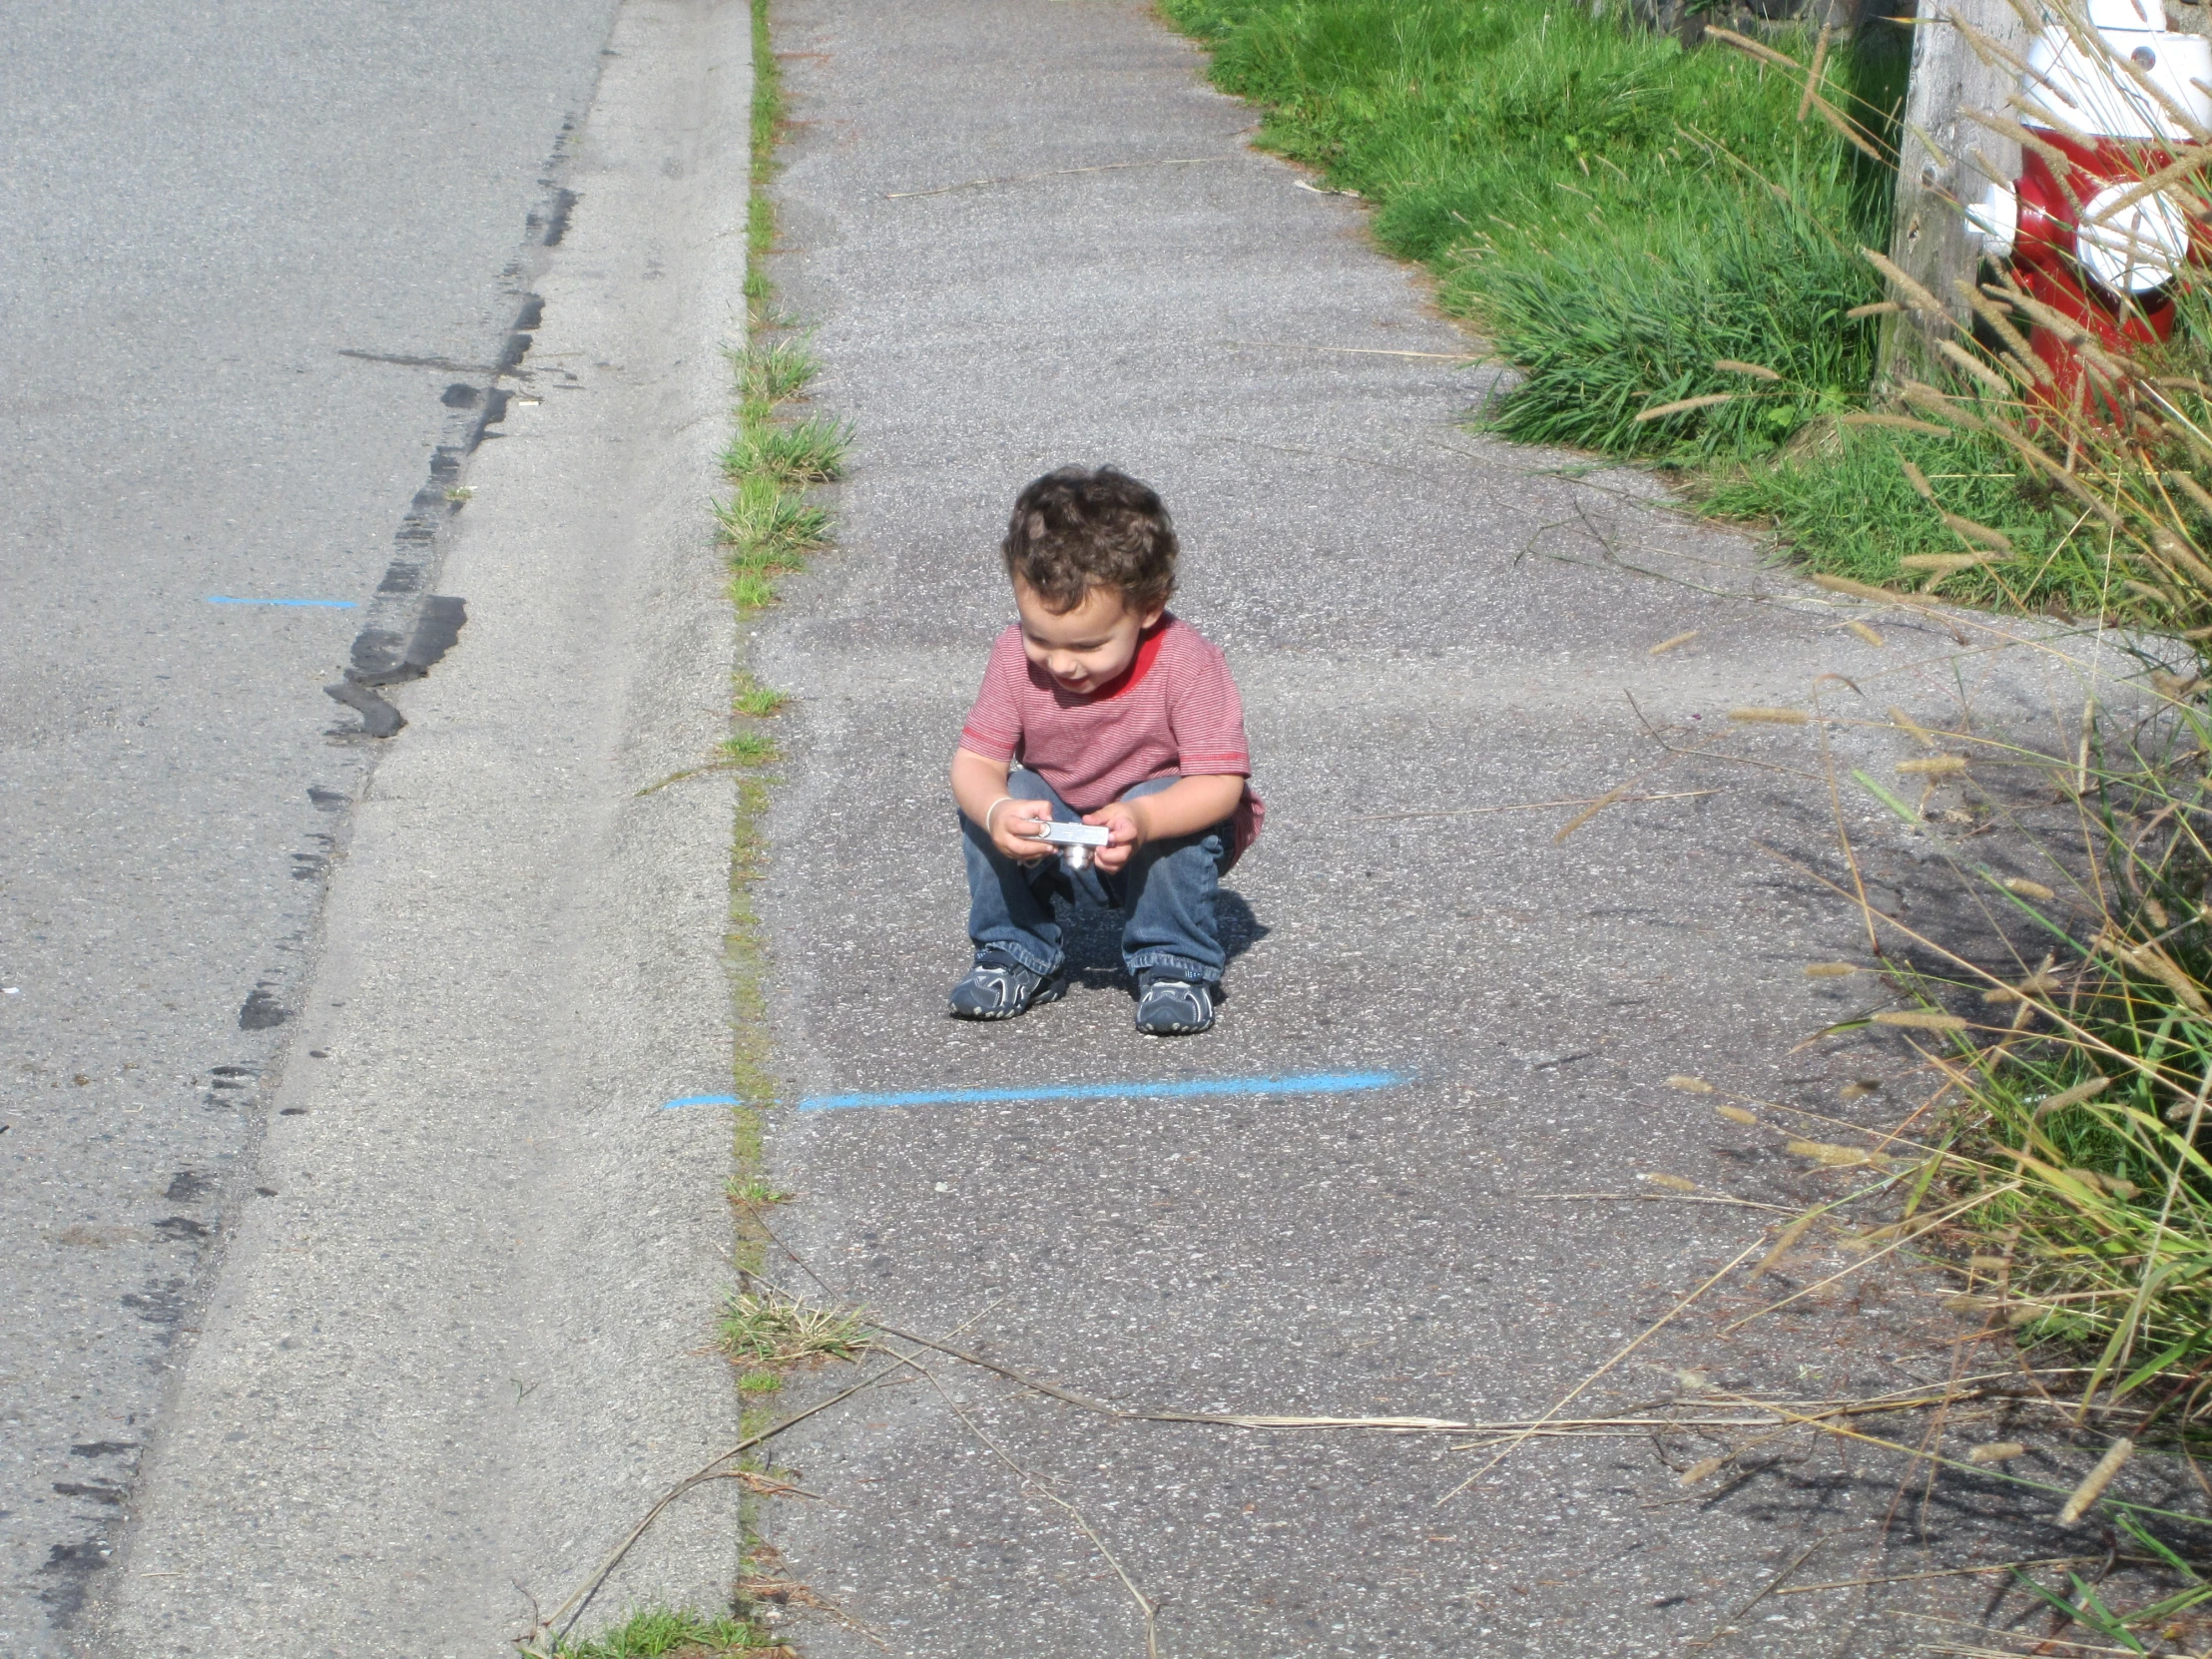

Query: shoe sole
[949,978,1067,1022]
[1135,997,1214,1036]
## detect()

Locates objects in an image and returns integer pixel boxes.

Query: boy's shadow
[1056,888,1269,993]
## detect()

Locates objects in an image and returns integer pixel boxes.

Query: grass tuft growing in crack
[728,1175,794,1207]
[721,732,781,768]
[551,1608,789,1657]
[719,1291,870,1369]
[715,0,861,1620]
[723,414,851,487]
[716,0,838,621]
[731,336,820,410]
[732,676,789,719]
[715,469,830,592]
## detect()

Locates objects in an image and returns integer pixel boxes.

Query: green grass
[722,414,851,486]
[718,1290,869,1367]
[1874,705,2212,1437]
[706,0,818,1614]
[1951,1040,2212,1381]
[553,1608,784,1657]
[722,0,799,1158]
[1161,0,1902,459]
[733,336,819,407]
[727,772,776,1141]
[1475,171,1875,456]
[722,732,781,767]
[713,9,872,1593]
[1702,425,2110,612]
[1161,0,2212,624]
[749,0,782,192]
[2012,1548,2212,1647]
[718,0,837,614]
[728,570,777,610]
[733,678,789,719]
[716,466,831,597]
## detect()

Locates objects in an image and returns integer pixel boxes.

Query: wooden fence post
[1877,0,2030,388]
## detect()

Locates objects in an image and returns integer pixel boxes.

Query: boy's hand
[1082,801,1146,875]
[989,799,1054,863]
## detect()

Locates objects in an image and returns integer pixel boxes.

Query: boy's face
[1012,577,1164,696]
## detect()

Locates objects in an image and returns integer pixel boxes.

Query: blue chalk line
[797,1070,1408,1113]
[206,596,358,608]
[663,1093,743,1110]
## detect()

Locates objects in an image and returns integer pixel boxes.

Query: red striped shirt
[959,615,1264,860]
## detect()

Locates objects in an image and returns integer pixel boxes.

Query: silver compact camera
[1032,820,1111,870]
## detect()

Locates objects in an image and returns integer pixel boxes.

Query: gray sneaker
[1135,974,1215,1036]
[948,952,1066,1021]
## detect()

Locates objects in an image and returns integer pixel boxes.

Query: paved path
[25,4,753,1652]
[747,3,2104,1655]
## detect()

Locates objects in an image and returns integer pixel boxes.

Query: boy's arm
[951,747,1053,861]
[1085,774,1245,874]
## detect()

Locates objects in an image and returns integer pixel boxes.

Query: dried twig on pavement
[900,1343,1163,1659]
[1724,1539,1822,1624]
[1434,1236,1769,1504]
[1349,789,1718,824]
[519,1353,920,1654]
[1772,1556,2100,1595]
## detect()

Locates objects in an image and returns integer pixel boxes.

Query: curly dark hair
[1000,465,1178,614]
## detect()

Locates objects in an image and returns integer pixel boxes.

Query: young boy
[948,465,1262,1036]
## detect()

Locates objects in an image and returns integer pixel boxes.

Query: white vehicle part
[2020,19,2212,142]
[2075,183,2193,289]
[1965,181,2019,258]
[2084,0,2157,30]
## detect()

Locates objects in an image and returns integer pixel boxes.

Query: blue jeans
[962,772,1231,983]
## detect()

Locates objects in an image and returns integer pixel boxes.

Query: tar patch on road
[319,128,585,748]
[324,280,557,738]
[238,982,289,1029]
[35,1537,113,1621]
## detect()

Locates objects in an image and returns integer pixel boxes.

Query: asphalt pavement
[1,2,621,1647]
[4,1,750,1653]
[742,3,2147,1655]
